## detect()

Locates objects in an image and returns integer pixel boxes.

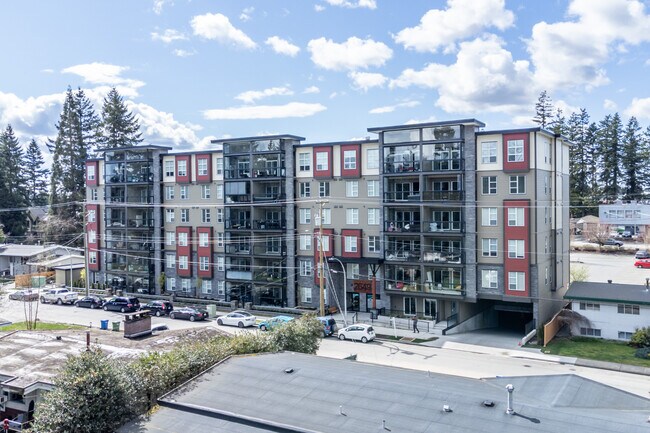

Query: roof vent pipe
[505,384,515,415]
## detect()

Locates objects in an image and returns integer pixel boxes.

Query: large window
[299,208,311,224]
[165,160,174,177]
[300,287,312,303]
[580,327,601,337]
[343,150,357,169]
[579,302,600,311]
[300,182,311,198]
[367,148,379,169]
[199,232,209,247]
[508,208,525,226]
[481,270,498,289]
[298,152,311,171]
[367,180,379,197]
[368,236,380,252]
[368,208,380,225]
[199,257,209,271]
[346,181,359,197]
[509,176,526,194]
[299,260,313,276]
[198,158,208,176]
[319,182,330,197]
[507,139,524,162]
[299,234,312,250]
[617,304,640,315]
[344,236,358,253]
[481,208,497,226]
[316,152,328,170]
[482,176,497,195]
[178,232,188,247]
[177,160,187,176]
[508,272,525,291]
[481,141,497,164]
[508,240,525,259]
[201,185,211,199]
[346,208,359,224]
[482,238,497,257]
[178,255,188,270]
[202,280,212,294]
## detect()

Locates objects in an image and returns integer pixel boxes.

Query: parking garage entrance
[494,303,534,333]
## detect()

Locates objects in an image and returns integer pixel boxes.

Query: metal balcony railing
[225,219,252,229]
[255,219,286,230]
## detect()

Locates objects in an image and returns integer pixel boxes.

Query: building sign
[352,280,372,293]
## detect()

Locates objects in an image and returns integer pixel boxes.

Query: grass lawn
[0,322,86,331]
[542,336,650,367]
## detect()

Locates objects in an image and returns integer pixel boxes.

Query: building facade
[86,120,571,331]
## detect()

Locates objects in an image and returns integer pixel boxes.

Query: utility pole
[318,199,325,317]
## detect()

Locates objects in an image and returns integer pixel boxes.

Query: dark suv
[103,297,140,313]
[141,300,173,316]
[317,316,338,337]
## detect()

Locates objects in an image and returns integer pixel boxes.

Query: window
[368,208,380,225]
[89,252,97,264]
[544,176,548,195]
[580,327,601,337]
[179,186,188,200]
[321,208,331,225]
[579,302,600,311]
[508,272,525,291]
[482,176,497,194]
[299,208,311,224]
[481,270,498,289]
[617,304,640,315]
[87,165,95,180]
[509,176,526,194]
[368,236,380,252]
[300,182,311,198]
[367,148,379,169]
[201,185,211,199]
[481,141,497,164]
[178,232,188,246]
[345,236,358,253]
[508,208,525,226]
[347,263,360,279]
[319,182,330,197]
[346,208,359,224]
[217,233,224,247]
[165,186,175,200]
[316,151,328,170]
[88,210,96,223]
[507,139,524,162]
[201,209,211,223]
[90,188,98,201]
[481,208,497,226]
[216,185,223,199]
[177,160,187,176]
[199,232,209,247]
[181,209,190,223]
[217,281,225,295]
[298,153,311,171]
[166,231,175,246]
[316,235,330,252]
[217,208,223,223]
[202,280,212,294]
[367,180,379,197]
[482,238,497,257]
[300,287,312,303]
[508,240,525,259]
[198,158,208,176]
[346,181,359,197]
[165,160,174,177]
[299,260,313,276]
[199,256,209,271]
[299,234,312,250]
[618,331,633,340]
[167,278,176,292]
[344,150,357,169]
[216,158,223,175]
[88,230,96,244]
[166,254,175,269]
[166,209,175,223]
[217,256,225,271]
[181,279,191,292]
[178,256,188,270]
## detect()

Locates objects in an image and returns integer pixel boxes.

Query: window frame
[482,176,497,195]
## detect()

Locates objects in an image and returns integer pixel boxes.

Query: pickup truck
[40,288,78,305]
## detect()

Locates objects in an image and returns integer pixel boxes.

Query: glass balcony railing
[255,219,286,230]
[253,271,286,283]
[252,167,285,178]
[224,169,252,179]
[422,190,463,201]
[225,194,252,203]
[385,220,421,233]
[253,193,286,203]
[227,244,251,254]
[421,249,463,264]
[225,219,252,229]
[383,161,420,174]
[226,270,252,280]
[253,244,286,256]
[420,158,463,172]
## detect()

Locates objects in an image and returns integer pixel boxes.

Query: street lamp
[328,257,347,326]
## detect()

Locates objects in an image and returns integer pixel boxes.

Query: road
[571,251,650,284]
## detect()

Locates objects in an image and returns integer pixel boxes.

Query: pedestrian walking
[412,315,419,333]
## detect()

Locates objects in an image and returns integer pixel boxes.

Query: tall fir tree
[76,88,102,158]
[597,113,623,201]
[0,125,29,237]
[550,108,567,136]
[621,117,644,200]
[24,139,50,206]
[533,90,554,128]
[98,87,143,149]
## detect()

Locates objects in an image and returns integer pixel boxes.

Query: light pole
[328,257,347,326]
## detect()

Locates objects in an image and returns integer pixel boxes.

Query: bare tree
[570,265,589,283]
[556,309,592,337]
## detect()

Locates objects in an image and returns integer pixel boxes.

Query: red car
[634,260,650,268]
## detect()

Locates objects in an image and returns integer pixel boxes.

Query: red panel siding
[341,229,362,258]
[503,200,530,297]
[86,161,99,187]
[340,144,361,178]
[313,146,333,179]
[86,204,100,271]
[196,227,213,278]
[195,154,212,183]
[176,227,192,277]
[175,155,192,184]
[502,133,529,172]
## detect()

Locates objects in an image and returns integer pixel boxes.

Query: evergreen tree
[533,90,554,128]
[585,122,601,205]
[550,108,567,136]
[24,139,50,206]
[0,125,29,237]
[98,87,143,149]
[597,113,623,201]
[76,88,102,157]
[621,117,644,200]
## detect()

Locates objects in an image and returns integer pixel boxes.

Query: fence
[543,309,564,347]
[15,272,54,288]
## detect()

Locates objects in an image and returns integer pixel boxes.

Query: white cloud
[203,102,326,120]
[391,35,535,114]
[308,36,392,71]
[265,36,300,57]
[314,4,325,12]
[128,101,203,150]
[603,99,618,111]
[0,91,65,137]
[394,0,514,53]
[61,63,145,95]
[191,13,257,50]
[173,49,196,57]
[240,6,254,21]
[348,71,387,91]
[323,0,377,9]
[528,0,650,91]
[405,116,437,125]
[235,86,294,104]
[369,100,420,114]
[151,29,187,44]
[303,86,320,94]
[41,68,54,74]
[152,0,172,15]
[624,97,650,120]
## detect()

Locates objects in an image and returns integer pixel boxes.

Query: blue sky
[1,0,650,156]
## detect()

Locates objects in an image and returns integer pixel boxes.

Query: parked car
[103,296,140,313]
[317,316,338,337]
[9,289,39,302]
[602,238,623,247]
[141,300,174,316]
[40,288,78,305]
[337,324,376,343]
[188,305,210,318]
[634,260,650,269]
[217,310,256,328]
[622,231,633,239]
[74,296,105,309]
[258,315,293,331]
[635,250,650,259]
[169,306,207,322]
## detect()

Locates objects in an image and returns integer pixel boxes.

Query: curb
[574,358,650,377]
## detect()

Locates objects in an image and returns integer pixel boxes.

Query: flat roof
[0,244,74,258]
[120,352,650,433]
[565,281,650,305]
[96,144,172,152]
[296,138,378,148]
[368,118,486,133]
[211,134,305,144]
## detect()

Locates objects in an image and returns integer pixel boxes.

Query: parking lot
[571,250,650,285]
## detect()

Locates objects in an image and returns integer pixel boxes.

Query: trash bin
[111,321,121,332]
[370,309,379,320]
[206,304,217,317]
[100,320,109,330]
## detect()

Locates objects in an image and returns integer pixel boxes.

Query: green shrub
[270,314,322,354]
[634,347,650,360]
[629,327,650,348]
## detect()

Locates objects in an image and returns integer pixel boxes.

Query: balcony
[106,262,127,272]
[383,161,420,174]
[422,190,463,201]
[106,219,127,228]
[225,194,252,203]
[385,220,421,233]
[227,244,251,255]
[421,249,462,264]
[253,193,286,203]
[255,219,286,230]
[128,218,154,229]
[226,270,252,280]
[427,220,462,233]
[224,168,251,179]
[385,280,423,292]
[252,167,286,178]
[253,270,286,283]
[253,244,286,256]
[420,158,463,172]
[225,219,252,230]
[384,191,421,202]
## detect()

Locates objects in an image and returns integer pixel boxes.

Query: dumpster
[100,320,109,330]
[206,304,217,318]
[111,321,121,332]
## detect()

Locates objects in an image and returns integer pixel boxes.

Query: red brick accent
[196,227,213,278]
[176,226,192,277]
[503,200,530,297]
